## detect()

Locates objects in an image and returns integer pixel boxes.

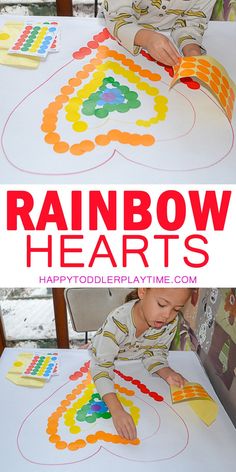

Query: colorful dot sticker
[0,32,10,40]
[170,55,236,121]
[22,354,58,380]
[8,23,59,59]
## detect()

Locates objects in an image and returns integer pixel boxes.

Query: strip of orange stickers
[170,55,236,121]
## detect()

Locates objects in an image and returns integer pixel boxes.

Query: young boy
[101,0,216,65]
[90,287,193,440]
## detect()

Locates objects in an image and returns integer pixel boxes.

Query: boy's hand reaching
[135,30,180,66]
[112,409,137,440]
[103,392,137,440]
[165,370,186,388]
[156,366,187,388]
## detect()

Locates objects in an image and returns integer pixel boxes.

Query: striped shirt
[90,299,178,398]
[101,0,216,54]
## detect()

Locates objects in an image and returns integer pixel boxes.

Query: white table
[0,16,236,183]
[0,348,235,471]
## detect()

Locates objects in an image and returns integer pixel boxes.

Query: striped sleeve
[171,0,216,54]
[90,313,129,397]
[102,0,143,55]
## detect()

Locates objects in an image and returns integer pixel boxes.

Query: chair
[64,288,132,342]
[56,0,99,18]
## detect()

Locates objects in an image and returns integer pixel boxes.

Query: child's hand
[146,32,180,66]
[103,393,137,440]
[135,30,180,66]
[157,366,187,388]
[182,43,202,57]
[165,370,186,388]
[112,409,137,440]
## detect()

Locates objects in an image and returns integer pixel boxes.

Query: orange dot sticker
[53,141,69,153]
[197,72,209,83]
[222,76,230,89]
[55,441,67,450]
[183,386,195,391]
[68,440,86,450]
[209,81,219,94]
[197,65,210,75]
[179,69,195,77]
[212,65,221,77]
[197,59,211,67]
[219,93,227,107]
[211,73,220,86]
[181,62,196,69]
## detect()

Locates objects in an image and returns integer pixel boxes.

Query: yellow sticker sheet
[0,22,24,49]
[170,382,218,426]
[6,352,46,388]
[170,55,236,121]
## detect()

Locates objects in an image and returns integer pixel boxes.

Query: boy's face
[138,288,191,329]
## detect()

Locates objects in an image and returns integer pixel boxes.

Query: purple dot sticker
[91,404,101,412]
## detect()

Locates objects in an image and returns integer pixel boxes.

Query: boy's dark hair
[125,289,139,303]
[125,288,199,305]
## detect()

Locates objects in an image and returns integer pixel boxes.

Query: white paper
[0,348,235,471]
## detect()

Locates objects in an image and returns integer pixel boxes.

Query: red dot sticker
[69,371,83,381]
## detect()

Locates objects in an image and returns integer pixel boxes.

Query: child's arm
[142,318,186,387]
[102,0,147,55]
[90,317,125,398]
[171,0,216,56]
[90,314,137,439]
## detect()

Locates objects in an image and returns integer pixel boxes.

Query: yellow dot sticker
[0,32,10,40]
[13,361,23,367]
